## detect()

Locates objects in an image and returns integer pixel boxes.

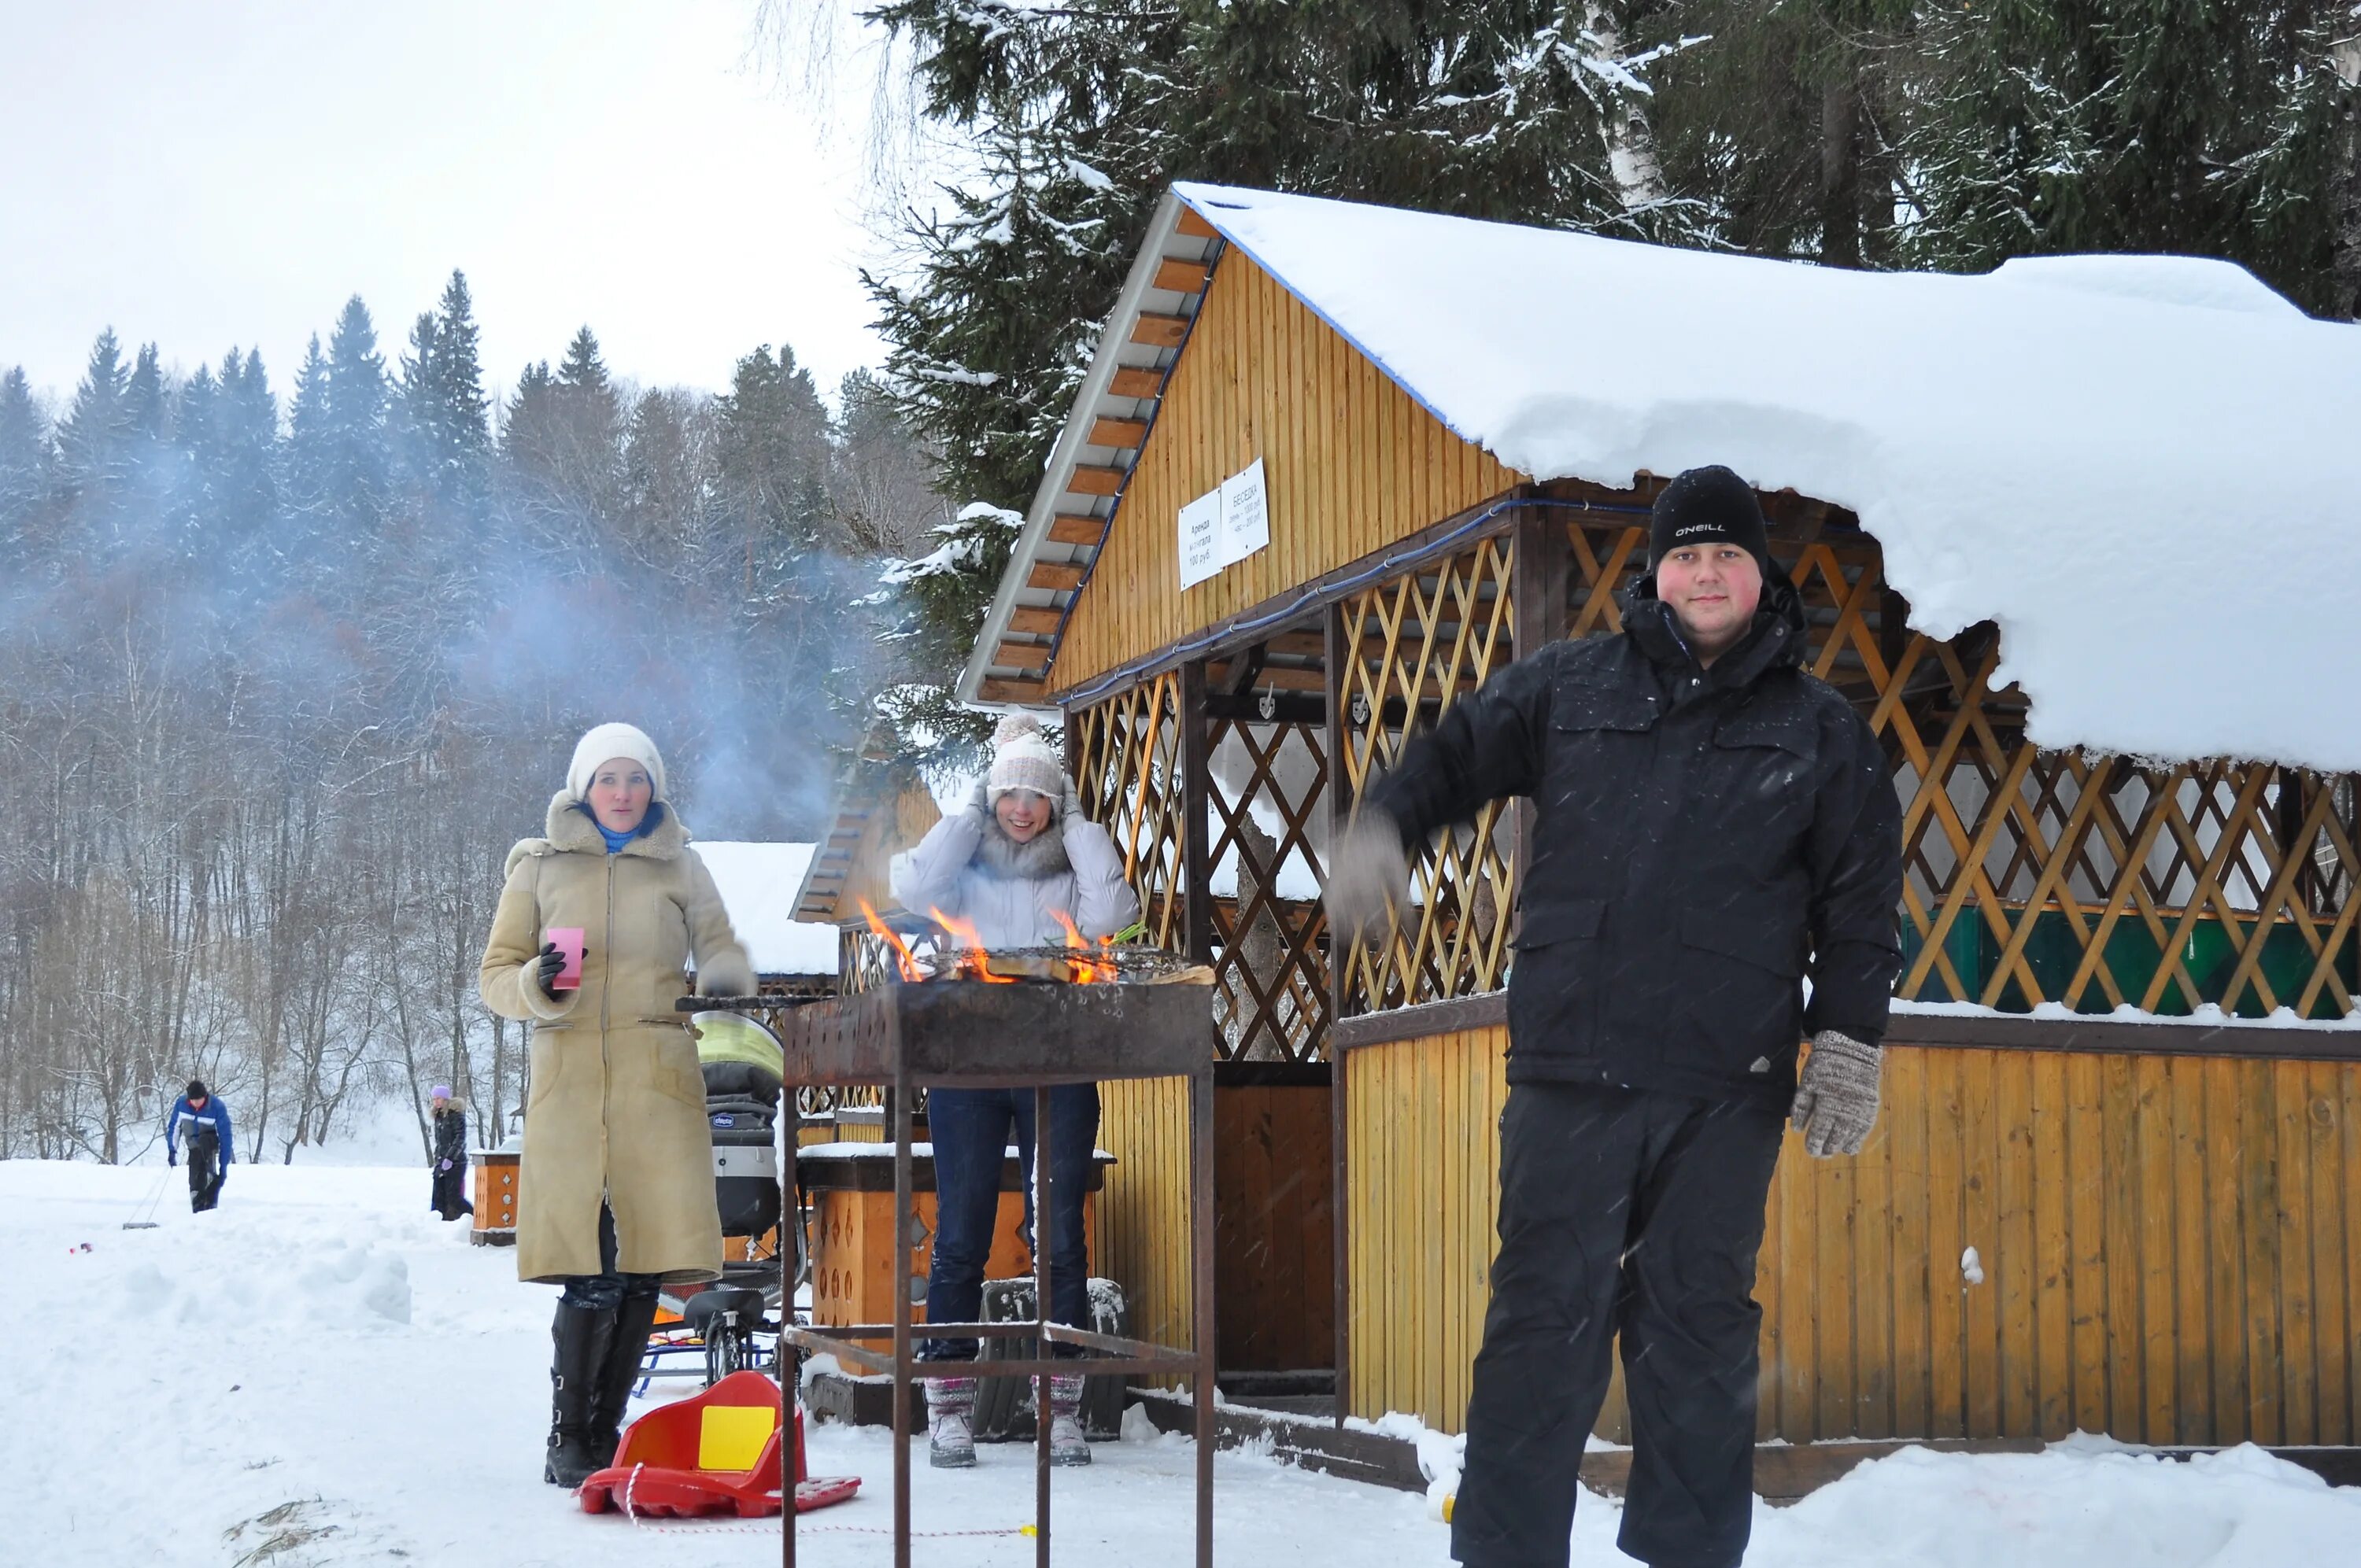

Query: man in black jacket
[1326,467,1903,1568]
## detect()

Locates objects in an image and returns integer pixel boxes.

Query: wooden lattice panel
[1336,533,1520,1013]
[1206,716,1332,1061]
[1070,670,1190,957]
[1554,518,2361,1021]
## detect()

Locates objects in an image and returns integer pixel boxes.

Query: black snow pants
[1451,1082,1785,1568]
[187,1127,223,1212]
[430,1162,473,1221]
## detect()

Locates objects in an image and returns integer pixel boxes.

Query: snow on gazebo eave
[1169,181,2361,775]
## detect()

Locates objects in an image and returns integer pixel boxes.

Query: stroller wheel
[705,1317,743,1385]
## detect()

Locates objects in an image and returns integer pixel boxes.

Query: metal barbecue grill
[688,957,1218,1568]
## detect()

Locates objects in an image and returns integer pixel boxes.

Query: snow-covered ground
[10,1160,2361,1566]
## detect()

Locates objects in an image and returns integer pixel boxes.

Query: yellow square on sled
[697,1404,776,1472]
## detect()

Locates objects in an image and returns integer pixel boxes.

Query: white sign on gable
[1177,489,1223,588]
[1176,457,1272,590]
[1217,458,1269,566]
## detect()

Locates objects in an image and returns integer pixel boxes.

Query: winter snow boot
[545,1302,614,1488]
[1047,1373,1091,1467]
[926,1376,977,1469]
[586,1290,662,1470]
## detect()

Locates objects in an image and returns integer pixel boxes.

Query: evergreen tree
[715,344,832,569]
[555,326,623,456]
[501,328,623,522]
[0,367,51,527]
[833,368,948,559]
[1646,1,1917,267]
[57,327,131,496]
[619,386,718,563]
[1895,1,2349,310]
[399,269,490,500]
[124,344,169,445]
[321,295,391,526]
[169,361,223,554]
[286,333,332,516]
[121,343,177,522]
[219,349,280,535]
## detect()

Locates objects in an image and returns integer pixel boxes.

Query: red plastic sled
[578,1369,862,1519]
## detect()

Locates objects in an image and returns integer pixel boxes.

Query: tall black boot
[545,1302,615,1487]
[587,1291,661,1470]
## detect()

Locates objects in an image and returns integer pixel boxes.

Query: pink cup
[545,927,585,991]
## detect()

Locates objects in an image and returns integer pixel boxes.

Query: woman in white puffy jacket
[891,714,1140,1471]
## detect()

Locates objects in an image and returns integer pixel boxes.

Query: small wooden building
[938,182,2361,1450]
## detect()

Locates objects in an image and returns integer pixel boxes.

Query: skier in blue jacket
[166,1080,233,1212]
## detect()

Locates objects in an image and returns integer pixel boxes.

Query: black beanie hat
[187,1079,209,1100]
[1649,465,1771,581]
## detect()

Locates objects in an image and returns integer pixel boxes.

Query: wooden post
[1181,660,1215,968]
[1324,600,1352,1426]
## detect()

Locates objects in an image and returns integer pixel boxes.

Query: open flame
[860,898,1126,984]
[1051,912,1121,983]
[858,899,928,981]
[927,909,1021,983]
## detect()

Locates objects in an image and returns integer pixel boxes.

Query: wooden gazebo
[936,183,2361,1453]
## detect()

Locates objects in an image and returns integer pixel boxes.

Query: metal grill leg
[1035,1084,1053,1567]
[893,1069,913,1568]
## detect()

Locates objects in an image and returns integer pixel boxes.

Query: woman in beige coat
[478,721,754,1487]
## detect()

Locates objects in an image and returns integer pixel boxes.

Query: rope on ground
[626,1520,1033,1539]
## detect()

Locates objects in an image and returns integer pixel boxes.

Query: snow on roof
[1170,182,2361,772]
[692,841,837,976]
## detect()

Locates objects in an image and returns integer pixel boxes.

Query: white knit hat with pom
[567,721,667,802]
[986,713,1063,802]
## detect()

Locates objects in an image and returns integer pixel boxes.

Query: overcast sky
[0,0,893,410]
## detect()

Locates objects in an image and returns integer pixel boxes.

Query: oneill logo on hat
[1671,522,1730,540]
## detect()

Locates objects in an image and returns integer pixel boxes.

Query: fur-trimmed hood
[504,791,692,876]
[972,814,1071,881]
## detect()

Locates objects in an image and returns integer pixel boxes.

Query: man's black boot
[545,1302,615,1487]
[586,1291,661,1470]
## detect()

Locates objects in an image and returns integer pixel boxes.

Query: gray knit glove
[1791,1030,1881,1157]
[1324,809,1411,941]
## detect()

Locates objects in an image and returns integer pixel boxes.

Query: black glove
[534,941,565,999]
[168,1150,177,1168]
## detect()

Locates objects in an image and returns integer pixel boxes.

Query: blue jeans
[920,1083,1099,1363]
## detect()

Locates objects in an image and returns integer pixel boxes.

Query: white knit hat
[567,722,667,802]
[986,713,1063,802]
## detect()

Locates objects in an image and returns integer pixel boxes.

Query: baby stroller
[643,1009,806,1389]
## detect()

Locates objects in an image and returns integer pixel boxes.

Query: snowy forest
[0,276,949,1164]
[6,0,2359,1166]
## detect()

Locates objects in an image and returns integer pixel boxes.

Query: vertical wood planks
[2307,1061,2350,1443]
[1887,1046,1934,1438]
[1096,1074,1194,1385]
[1056,252,1522,692]
[1332,1029,2361,1448]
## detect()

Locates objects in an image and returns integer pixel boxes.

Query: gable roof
[789,725,943,925]
[968,182,2361,773]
